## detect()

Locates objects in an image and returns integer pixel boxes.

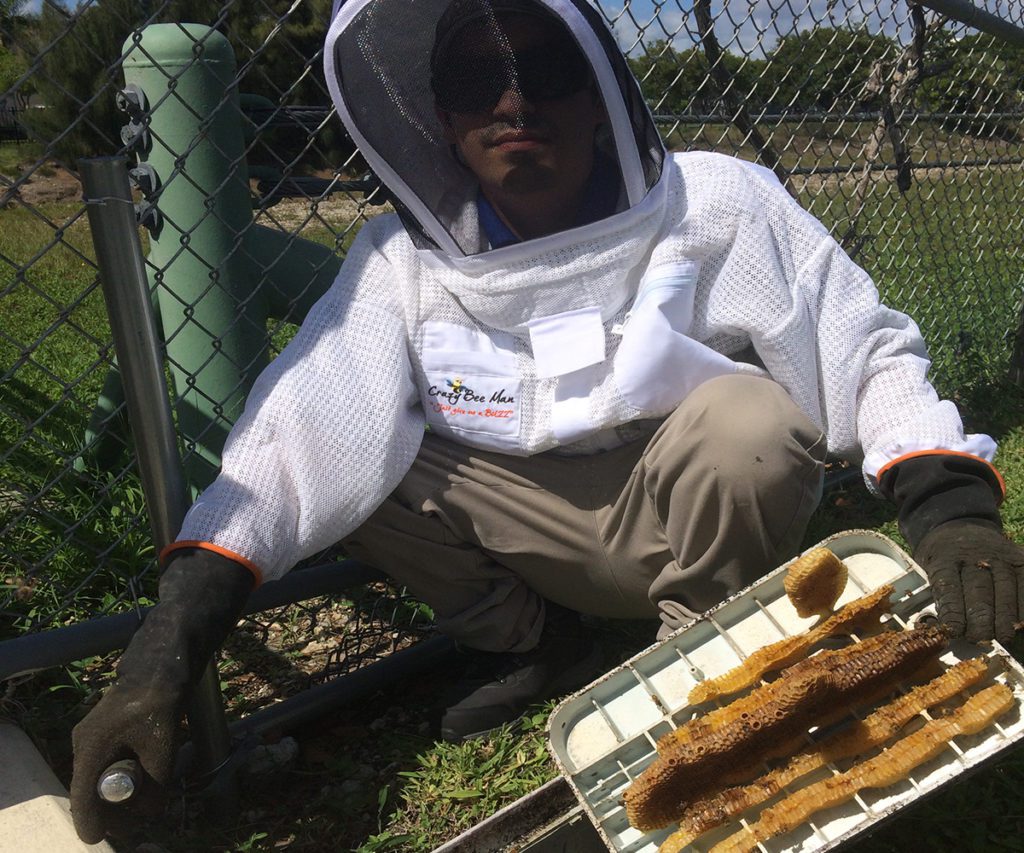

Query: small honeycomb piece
[658,657,990,852]
[686,584,893,706]
[709,682,1015,853]
[784,547,848,617]
[625,626,947,832]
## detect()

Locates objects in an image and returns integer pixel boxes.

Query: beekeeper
[70,0,1022,841]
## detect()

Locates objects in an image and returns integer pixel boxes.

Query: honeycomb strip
[625,626,947,831]
[784,547,848,617]
[665,603,901,756]
[708,682,1015,853]
[659,629,938,760]
[660,632,897,755]
[687,584,894,705]
[657,657,989,852]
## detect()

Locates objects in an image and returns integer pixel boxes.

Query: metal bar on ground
[429,777,601,853]
[225,634,456,740]
[0,560,386,681]
[78,155,235,807]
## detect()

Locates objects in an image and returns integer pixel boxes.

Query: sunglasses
[432,41,592,114]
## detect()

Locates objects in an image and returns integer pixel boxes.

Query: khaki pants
[343,375,827,652]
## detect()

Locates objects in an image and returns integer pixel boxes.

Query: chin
[500,163,558,194]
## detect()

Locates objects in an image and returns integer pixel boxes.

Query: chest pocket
[419,322,522,450]
[613,261,736,413]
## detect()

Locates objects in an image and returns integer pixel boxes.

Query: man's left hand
[914,519,1024,644]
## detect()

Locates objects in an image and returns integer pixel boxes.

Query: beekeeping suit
[166,0,1000,585]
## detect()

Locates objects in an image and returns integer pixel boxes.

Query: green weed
[379,709,557,849]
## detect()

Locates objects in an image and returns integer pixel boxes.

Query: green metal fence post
[121,24,269,489]
[107,24,343,490]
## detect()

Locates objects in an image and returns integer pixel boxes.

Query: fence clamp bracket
[129,162,160,197]
[117,84,152,154]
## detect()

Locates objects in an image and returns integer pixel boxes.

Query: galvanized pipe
[79,157,188,549]
[78,155,233,800]
[916,0,1024,46]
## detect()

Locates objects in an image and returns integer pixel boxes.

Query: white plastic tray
[547,530,1024,852]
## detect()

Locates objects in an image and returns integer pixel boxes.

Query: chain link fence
[2,0,1023,683]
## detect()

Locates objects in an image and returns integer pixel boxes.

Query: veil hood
[324,0,665,259]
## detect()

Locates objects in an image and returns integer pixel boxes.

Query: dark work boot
[439,604,604,742]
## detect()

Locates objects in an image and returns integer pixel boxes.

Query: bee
[447,378,463,392]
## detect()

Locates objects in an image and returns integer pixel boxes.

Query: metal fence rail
[2,0,1024,703]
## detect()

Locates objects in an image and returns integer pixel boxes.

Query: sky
[602,0,921,57]
[15,0,1024,57]
[597,0,1024,57]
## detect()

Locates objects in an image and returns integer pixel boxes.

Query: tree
[917,30,1024,139]
[219,0,350,170]
[765,26,895,113]
[23,0,351,166]
[1,0,29,49]
[628,39,766,117]
[0,43,27,96]
[24,0,219,162]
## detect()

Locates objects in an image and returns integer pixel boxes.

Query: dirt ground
[1,159,82,206]
[1,158,379,225]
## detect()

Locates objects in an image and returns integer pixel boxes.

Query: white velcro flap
[551,365,597,444]
[526,306,606,379]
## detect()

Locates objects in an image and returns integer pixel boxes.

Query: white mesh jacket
[169,0,995,583]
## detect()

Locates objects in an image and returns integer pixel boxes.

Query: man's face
[436,14,605,200]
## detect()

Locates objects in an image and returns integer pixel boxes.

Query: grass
[375,708,557,848]
[0,167,366,633]
[803,166,1024,406]
[0,197,155,635]
[665,117,1024,179]
[0,141,45,177]
[663,122,1024,406]
[2,139,1024,851]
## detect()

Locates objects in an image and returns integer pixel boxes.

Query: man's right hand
[70,680,185,843]
[68,547,255,843]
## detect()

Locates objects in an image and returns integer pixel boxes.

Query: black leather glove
[880,453,1019,643]
[70,549,253,843]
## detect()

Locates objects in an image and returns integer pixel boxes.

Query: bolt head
[97,770,136,803]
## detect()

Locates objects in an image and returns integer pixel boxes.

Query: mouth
[490,129,550,151]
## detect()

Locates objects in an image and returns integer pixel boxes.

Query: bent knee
[659,375,827,483]
[689,375,823,451]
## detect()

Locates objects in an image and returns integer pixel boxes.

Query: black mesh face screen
[430,12,592,115]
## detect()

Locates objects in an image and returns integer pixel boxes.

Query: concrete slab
[0,721,115,853]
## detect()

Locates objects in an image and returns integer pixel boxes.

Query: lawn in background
[0,186,364,636]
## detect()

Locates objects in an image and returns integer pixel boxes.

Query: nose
[493,84,534,120]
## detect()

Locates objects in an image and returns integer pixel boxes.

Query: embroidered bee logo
[447,378,463,392]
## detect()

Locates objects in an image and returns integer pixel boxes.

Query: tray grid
[548,531,1024,853]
